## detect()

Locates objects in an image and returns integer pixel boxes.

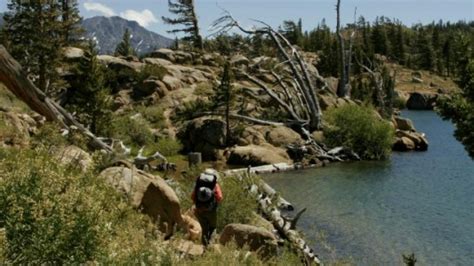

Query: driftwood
[244,177,321,265]
[0,45,113,152]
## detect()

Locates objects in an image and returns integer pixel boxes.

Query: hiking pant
[195,209,217,246]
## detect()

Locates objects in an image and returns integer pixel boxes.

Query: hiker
[191,168,223,246]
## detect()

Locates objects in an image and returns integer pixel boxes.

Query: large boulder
[162,75,182,91]
[265,126,303,147]
[63,47,84,62]
[230,54,250,67]
[219,223,278,258]
[55,145,93,172]
[395,130,429,151]
[179,118,227,160]
[99,166,183,238]
[151,48,176,62]
[142,57,173,67]
[393,136,416,151]
[174,51,194,64]
[201,53,224,67]
[227,144,291,166]
[135,79,169,97]
[406,92,438,110]
[97,55,143,72]
[237,126,267,146]
[393,116,416,131]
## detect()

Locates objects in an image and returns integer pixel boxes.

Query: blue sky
[0,0,472,38]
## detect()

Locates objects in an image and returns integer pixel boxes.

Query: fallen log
[231,171,321,265]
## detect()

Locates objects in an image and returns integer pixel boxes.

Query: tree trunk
[190,0,203,50]
[336,0,348,98]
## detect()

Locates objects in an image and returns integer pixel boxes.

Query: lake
[264,111,474,265]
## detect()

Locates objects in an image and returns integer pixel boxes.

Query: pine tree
[393,24,406,64]
[414,28,435,70]
[162,0,203,50]
[115,28,135,57]
[371,18,390,56]
[59,0,83,45]
[212,63,235,146]
[3,0,64,94]
[67,41,111,135]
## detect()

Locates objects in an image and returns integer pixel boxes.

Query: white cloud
[83,2,116,17]
[119,9,158,27]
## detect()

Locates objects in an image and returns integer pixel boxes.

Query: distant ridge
[82,16,174,55]
[0,14,173,55]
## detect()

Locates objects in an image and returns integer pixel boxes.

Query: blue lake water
[264,111,474,265]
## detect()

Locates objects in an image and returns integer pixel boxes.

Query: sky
[0,0,472,38]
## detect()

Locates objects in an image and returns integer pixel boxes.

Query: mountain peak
[82,16,174,55]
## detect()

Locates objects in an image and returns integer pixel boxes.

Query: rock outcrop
[99,166,183,239]
[227,144,292,166]
[97,55,143,72]
[393,130,429,151]
[406,92,438,110]
[179,118,227,160]
[393,116,416,131]
[219,223,278,258]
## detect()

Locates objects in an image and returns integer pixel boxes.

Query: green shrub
[323,104,394,160]
[173,99,212,122]
[137,64,168,83]
[137,105,167,129]
[155,138,183,157]
[109,115,154,148]
[194,82,214,97]
[217,176,259,231]
[393,96,407,109]
[0,148,166,264]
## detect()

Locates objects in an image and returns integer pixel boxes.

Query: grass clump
[323,104,394,160]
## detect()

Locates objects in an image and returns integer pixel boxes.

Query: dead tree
[357,57,397,116]
[211,11,323,131]
[336,0,356,98]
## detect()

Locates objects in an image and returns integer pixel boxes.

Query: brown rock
[265,126,303,147]
[178,118,227,160]
[97,55,143,72]
[99,167,183,239]
[394,116,416,131]
[230,54,250,67]
[162,75,182,91]
[396,130,429,151]
[393,137,416,151]
[56,145,93,172]
[219,223,278,258]
[174,240,204,256]
[407,92,438,110]
[311,130,325,143]
[151,48,176,62]
[238,126,267,146]
[142,57,173,66]
[227,144,291,166]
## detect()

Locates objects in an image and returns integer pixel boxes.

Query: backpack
[194,172,217,211]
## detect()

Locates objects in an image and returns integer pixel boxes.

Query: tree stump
[188,152,202,167]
